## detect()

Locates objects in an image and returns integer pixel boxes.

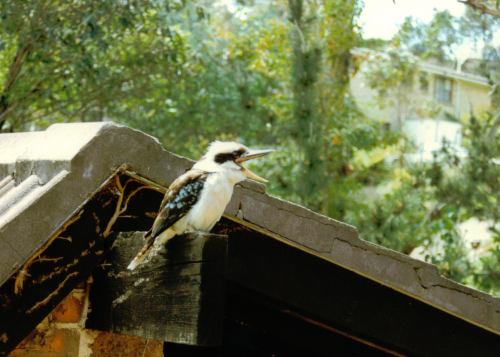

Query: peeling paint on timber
[86,231,228,347]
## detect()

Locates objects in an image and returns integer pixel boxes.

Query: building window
[434,76,453,104]
[419,73,429,93]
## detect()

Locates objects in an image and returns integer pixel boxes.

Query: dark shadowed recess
[0,172,161,355]
[216,223,499,357]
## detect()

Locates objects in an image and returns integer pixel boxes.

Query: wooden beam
[223,287,395,356]
[223,227,500,356]
[86,231,228,347]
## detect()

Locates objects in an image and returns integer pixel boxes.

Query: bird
[127,141,273,270]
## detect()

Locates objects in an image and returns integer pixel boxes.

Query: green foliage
[433,114,500,222]
[358,37,389,50]
[365,49,419,128]
[366,51,416,99]
[348,179,430,255]
[473,240,500,293]
[459,6,499,44]
[0,0,186,131]
[288,0,325,207]
[350,115,500,295]
[424,114,499,292]
[359,6,499,294]
[118,2,292,157]
[395,11,460,63]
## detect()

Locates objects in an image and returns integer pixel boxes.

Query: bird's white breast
[184,172,238,232]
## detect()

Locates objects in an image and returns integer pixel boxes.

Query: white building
[350,48,492,161]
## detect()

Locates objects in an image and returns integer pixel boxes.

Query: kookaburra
[127,141,272,270]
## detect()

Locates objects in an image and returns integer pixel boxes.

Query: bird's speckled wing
[127,169,209,270]
[150,169,209,239]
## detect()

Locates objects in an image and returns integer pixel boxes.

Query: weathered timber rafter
[0,167,165,355]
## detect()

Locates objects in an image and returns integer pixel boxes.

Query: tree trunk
[288,0,325,208]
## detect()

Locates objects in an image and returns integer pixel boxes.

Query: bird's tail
[127,231,155,271]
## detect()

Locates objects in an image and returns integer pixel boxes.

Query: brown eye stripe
[214,148,247,164]
[214,152,237,164]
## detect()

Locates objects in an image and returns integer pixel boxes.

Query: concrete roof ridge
[0,121,498,334]
[0,171,68,230]
[233,180,499,304]
[0,121,193,287]
[0,175,41,215]
[0,121,111,183]
[0,175,15,199]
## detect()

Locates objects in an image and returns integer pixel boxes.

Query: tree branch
[458,0,500,17]
[0,42,32,130]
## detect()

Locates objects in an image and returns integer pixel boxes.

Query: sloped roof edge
[351,47,491,87]
[0,122,498,334]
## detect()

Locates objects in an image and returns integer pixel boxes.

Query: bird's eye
[233,149,246,158]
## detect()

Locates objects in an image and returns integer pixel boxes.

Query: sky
[359,0,466,40]
[360,0,499,59]
[220,0,498,57]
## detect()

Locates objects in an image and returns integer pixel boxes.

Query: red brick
[89,331,163,357]
[50,294,84,323]
[10,328,80,357]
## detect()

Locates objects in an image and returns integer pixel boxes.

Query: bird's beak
[236,149,274,163]
[235,149,273,183]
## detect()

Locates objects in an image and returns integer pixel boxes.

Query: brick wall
[10,278,163,357]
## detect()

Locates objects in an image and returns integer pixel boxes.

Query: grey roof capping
[0,122,499,335]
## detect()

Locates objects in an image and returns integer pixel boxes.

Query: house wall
[350,67,394,122]
[9,278,163,357]
[455,80,491,117]
[350,62,491,161]
[350,61,492,125]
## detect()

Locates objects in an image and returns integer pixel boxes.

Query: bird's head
[194,141,273,183]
